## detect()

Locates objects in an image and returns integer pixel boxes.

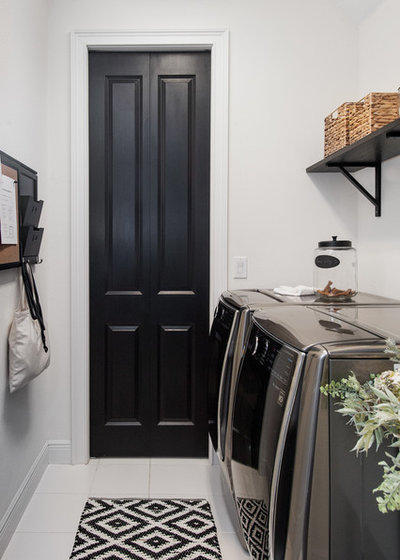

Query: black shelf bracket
[327,162,381,217]
[307,117,400,217]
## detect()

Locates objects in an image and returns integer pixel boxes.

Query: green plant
[320,339,400,513]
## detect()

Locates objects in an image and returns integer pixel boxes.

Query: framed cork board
[0,151,38,270]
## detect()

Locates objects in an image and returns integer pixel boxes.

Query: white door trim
[70,29,229,464]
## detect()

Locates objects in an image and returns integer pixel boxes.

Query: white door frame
[70,30,229,464]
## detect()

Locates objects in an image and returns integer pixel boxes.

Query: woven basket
[324,102,361,157]
[349,92,400,144]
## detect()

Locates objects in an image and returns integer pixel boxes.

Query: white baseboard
[48,439,72,464]
[0,442,48,557]
[0,439,72,557]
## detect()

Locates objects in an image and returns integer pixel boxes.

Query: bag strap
[18,270,28,311]
[21,262,37,318]
[21,261,49,353]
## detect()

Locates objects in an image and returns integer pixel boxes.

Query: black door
[89,51,210,457]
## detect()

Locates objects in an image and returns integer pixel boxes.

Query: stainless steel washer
[209,289,400,556]
[230,304,400,560]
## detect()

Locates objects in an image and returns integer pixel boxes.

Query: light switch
[233,256,248,279]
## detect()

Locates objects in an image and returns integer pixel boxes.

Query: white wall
[226,0,360,289]
[356,0,400,298]
[2,0,387,533]
[46,0,360,297]
[45,0,359,451]
[0,0,50,528]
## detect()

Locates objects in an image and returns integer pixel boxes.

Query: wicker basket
[324,102,361,157]
[349,92,400,144]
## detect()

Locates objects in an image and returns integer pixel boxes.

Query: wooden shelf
[307,117,400,173]
[306,117,400,216]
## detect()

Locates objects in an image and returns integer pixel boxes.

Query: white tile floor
[2,458,250,560]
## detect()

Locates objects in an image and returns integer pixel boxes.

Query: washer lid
[258,289,400,307]
[326,305,400,341]
[221,289,282,309]
[252,305,381,352]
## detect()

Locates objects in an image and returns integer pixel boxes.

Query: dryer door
[207,300,238,451]
[231,323,303,560]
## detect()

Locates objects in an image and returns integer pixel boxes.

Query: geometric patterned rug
[69,498,222,559]
[236,497,269,560]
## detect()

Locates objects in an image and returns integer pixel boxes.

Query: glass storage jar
[313,236,358,301]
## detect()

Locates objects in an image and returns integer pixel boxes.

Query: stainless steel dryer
[230,304,400,560]
[207,290,283,547]
[208,290,281,482]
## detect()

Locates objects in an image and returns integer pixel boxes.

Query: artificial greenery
[320,338,400,513]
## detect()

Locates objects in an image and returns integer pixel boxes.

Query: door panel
[158,325,193,424]
[89,51,210,457]
[148,53,210,456]
[108,78,143,292]
[106,325,140,422]
[158,76,194,292]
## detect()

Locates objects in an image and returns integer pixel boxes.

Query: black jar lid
[318,236,352,248]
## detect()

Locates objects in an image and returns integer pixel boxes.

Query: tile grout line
[148,459,151,497]
[88,459,98,499]
[14,529,77,534]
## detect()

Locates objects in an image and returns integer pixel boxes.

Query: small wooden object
[317,280,356,299]
[349,92,400,144]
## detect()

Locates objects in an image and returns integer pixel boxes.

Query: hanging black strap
[21,261,49,353]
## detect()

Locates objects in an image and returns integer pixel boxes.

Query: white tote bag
[8,265,50,393]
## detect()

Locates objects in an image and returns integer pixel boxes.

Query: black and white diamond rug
[237,497,268,560]
[69,498,222,559]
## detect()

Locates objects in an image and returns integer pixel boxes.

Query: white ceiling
[329,0,385,24]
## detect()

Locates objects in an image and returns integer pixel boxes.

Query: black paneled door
[89,52,210,457]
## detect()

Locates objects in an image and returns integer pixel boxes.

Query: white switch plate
[233,256,248,279]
